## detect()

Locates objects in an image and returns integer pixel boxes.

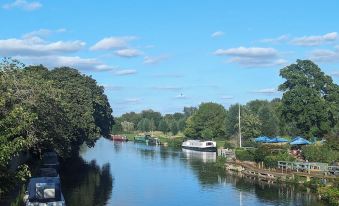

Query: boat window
[36,183,56,199]
[206,142,213,146]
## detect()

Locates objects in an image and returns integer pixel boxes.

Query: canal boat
[134,135,160,145]
[147,137,161,146]
[42,152,60,171]
[111,134,128,141]
[24,177,66,206]
[182,140,217,152]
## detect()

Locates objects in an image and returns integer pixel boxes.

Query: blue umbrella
[290,137,310,145]
[270,137,289,143]
[255,136,272,143]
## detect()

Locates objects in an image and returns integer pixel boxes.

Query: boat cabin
[25,177,65,206]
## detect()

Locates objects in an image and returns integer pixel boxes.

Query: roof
[27,177,62,203]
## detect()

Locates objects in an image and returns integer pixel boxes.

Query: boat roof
[27,177,62,202]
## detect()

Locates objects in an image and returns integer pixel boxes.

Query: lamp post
[238,104,242,148]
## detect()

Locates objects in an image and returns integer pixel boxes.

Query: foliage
[224,141,235,149]
[235,149,255,161]
[0,59,114,194]
[184,102,227,139]
[318,186,339,206]
[238,110,262,140]
[279,60,339,139]
[263,152,295,168]
[302,145,339,163]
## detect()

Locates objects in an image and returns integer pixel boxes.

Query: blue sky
[1,0,339,116]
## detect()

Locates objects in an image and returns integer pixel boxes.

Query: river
[58,138,325,206]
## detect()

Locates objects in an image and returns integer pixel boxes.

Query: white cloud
[174,94,188,99]
[211,31,224,38]
[260,35,289,43]
[152,86,182,91]
[252,88,279,94]
[291,32,337,46]
[143,55,168,64]
[220,96,234,100]
[214,47,286,67]
[331,71,339,77]
[214,47,278,57]
[0,37,85,56]
[2,0,41,11]
[151,73,183,78]
[310,49,339,62]
[22,28,66,39]
[101,84,124,91]
[17,55,113,72]
[122,98,141,104]
[90,36,137,51]
[114,69,137,76]
[114,48,142,58]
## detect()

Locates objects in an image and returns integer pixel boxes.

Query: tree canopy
[0,59,114,193]
[279,59,339,138]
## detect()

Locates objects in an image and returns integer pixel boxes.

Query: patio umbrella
[290,137,310,145]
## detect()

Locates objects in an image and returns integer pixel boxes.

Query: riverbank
[218,158,339,205]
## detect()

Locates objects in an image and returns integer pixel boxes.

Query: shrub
[318,186,339,205]
[235,149,255,161]
[224,141,234,149]
[263,152,295,168]
[302,145,339,163]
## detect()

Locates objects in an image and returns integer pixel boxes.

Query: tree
[120,121,134,132]
[184,102,227,139]
[170,121,179,135]
[137,118,151,132]
[239,110,262,140]
[141,110,161,130]
[279,60,338,138]
[0,59,114,193]
[158,119,169,134]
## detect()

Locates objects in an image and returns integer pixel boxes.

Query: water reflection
[60,156,113,206]
[182,149,216,163]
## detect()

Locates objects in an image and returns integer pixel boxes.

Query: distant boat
[134,135,160,145]
[111,134,128,142]
[134,135,150,143]
[182,140,217,152]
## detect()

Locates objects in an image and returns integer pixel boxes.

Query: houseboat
[182,140,217,152]
[24,177,65,206]
[111,134,128,141]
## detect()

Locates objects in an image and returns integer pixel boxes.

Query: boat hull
[182,145,217,152]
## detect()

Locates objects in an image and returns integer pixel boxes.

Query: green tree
[158,119,169,134]
[239,110,262,140]
[184,102,227,139]
[279,60,338,138]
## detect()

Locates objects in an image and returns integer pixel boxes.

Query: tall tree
[279,60,339,138]
[184,102,227,139]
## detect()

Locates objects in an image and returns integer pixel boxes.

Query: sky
[1,0,339,116]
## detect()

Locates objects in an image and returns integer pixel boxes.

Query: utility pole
[238,104,242,148]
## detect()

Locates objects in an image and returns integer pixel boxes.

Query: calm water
[59,138,326,206]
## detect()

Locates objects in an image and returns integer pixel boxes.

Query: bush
[254,144,290,162]
[302,145,339,163]
[235,149,255,161]
[318,186,339,205]
[224,141,234,149]
[263,152,295,168]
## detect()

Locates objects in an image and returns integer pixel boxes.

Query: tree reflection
[60,156,113,206]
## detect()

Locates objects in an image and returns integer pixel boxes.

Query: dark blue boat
[24,177,65,206]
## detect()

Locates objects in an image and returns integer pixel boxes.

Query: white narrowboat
[182,140,217,152]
